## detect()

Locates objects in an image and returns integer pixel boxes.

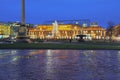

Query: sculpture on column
[17,0,31,43]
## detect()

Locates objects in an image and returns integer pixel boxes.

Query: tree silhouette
[107,21,115,41]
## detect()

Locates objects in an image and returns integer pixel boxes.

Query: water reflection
[0,50,120,80]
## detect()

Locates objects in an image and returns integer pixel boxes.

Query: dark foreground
[0,50,120,80]
[0,41,120,50]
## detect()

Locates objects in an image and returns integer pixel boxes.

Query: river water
[0,50,120,80]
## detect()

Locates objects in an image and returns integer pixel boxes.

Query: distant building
[82,23,87,27]
[80,26,106,39]
[0,21,106,40]
[90,22,99,27]
[0,24,10,39]
[112,24,120,36]
[108,24,120,41]
[28,23,106,40]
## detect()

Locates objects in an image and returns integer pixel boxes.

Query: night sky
[0,0,120,27]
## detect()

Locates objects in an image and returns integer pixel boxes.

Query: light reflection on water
[0,50,120,80]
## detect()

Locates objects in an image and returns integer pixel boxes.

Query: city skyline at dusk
[0,0,120,27]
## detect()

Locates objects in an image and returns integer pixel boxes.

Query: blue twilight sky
[0,0,120,27]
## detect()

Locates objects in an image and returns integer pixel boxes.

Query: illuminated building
[28,24,76,39]
[0,24,10,39]
[112,24,120,36]
[28,24,106,40]
[80,26,106,39]
[108,24,120,41]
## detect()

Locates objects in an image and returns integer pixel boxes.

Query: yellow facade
[28,24,106,39]
[111,24,120,36]
[0,25,10,38]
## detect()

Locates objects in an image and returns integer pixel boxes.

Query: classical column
[22,0,25,25]
[18,0,27,38]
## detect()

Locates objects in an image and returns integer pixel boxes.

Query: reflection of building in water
[45,50,81,80]
[29,50,46,55]
[28,23,106,39]
[45,50,57,79]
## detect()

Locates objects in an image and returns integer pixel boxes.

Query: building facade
[28,24,106,40]
[112,24,120,36]
[0,24,10,39]
[107,24,120,41]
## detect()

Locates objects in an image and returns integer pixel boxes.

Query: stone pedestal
[17,25,31,43]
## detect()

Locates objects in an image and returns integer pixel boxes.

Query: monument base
[16,25,32,43]
[16,36,32,43]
